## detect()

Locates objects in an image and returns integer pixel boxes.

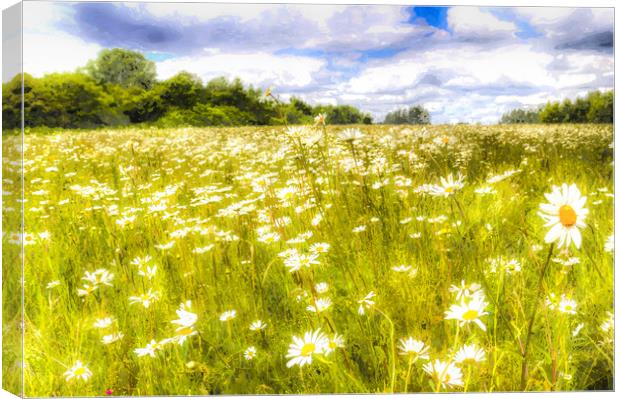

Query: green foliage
[160,72,203,108]
[314,104,373,125]
[124,88,167,123]
[85,48,157,90]
[499,108,540,124]
[156,104,255,127]
[384,105,431,124]
[3,48,373,129]
[586,90,613,123]
[501,90,613,124]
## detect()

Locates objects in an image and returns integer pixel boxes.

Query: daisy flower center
[74,367,86,376]
[462,309,479,321]
[442,137,449,144]
[445,186,454,193]
[559,205,577,227]
[176,327,194,336]
[301,343,316,356]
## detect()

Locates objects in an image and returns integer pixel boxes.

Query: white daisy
[539,183,588,249]
[285,329,329,368]
[63,360,92,382]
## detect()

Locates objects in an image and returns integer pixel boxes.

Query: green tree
[587,90,613,123]
[23,73,109,128]
[384,105,430,124]
[85,48,156,89]
[160,72,203,108]
[539,102,564,123]
[499,108,540,124]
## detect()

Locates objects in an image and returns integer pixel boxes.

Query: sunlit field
[2,123,614,395]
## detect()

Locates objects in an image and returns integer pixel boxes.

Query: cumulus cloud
[22,2,102,77]
[447,7,517,39]
[17,2,614,124]
[156,50,326,90]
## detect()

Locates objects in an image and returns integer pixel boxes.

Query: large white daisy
[539,183,588,249]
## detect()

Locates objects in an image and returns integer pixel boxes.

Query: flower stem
[404,358,413,392]
[520,243,554,390]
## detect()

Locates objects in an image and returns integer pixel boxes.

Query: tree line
[500,90,613,124]
[383,105,431,124]
[2,48,373,129]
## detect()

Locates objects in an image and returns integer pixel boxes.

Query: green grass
[2,123,614,395]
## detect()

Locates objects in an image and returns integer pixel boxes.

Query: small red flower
[105,388,113,395]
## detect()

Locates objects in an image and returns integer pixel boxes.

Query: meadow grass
[2,123,614,395]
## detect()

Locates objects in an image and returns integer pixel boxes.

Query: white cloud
[448,7,517,38]
[334,42,611,122]
[156,51,326,89]
[20,2,102,78]
[23,32,102,78]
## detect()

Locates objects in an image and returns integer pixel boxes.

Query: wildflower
[428,174,464,197]
[101,332,124,345]
[604,234,614,253]
[283,252,320,273]
[46,280,60,289]
[449,281,483,301]
[193,244,215,254]
[285,329,329,368]
[220,310,237,322]
[486,169,520,184]
[82,269,114,286]
[93,317,114,329]
[352,225,367,233]
[338,128,364,143]
[309,242,330,254]
[539,183,588,249]
[134,339,163,358]
[77,282,98,297]
[249,320,267,331]
[397,337,430,361]
[324,333,345,354]
[129,289,159,308]
[558,297,578,315]
[131,255,153,268]
[314,282,329,294]
[307,297,332,313]
[357,291,376,315]
[258,231,281,244]
[423,359,464,389]
[444,296,490,331]
[454,344,486,364]
[172,301,198,328]
[105,389,113,395]
[244,346,257,360]
[173,326,198,344]
[138,265,157,280]
[64,360,92,382]
[155,241,175,250]
[314,113,327,126]
[572,323,585,337]
[600,311,614,333]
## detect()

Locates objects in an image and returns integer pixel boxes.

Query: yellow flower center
[442,137,449,144]
[559,205,577,227]
[176,327,194,336]
[74,367,86,376]
[462,309,479,321]
[329,341,337,349]
[445,186,454,193]
[565,305,572,311]
[301,343,316,357]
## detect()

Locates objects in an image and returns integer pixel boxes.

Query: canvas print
[1,1,614,396]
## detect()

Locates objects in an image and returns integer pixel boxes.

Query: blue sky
[22,1,613,123]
